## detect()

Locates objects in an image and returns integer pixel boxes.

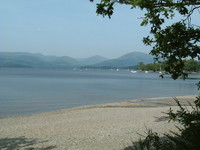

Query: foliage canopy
[90,0,200,79]
[138,59,200,73]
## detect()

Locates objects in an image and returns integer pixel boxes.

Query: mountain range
[90,52,153,68]
[0,52,153,68]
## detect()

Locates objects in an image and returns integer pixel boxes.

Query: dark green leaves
[149,22,200,79]
[96,1,114,18]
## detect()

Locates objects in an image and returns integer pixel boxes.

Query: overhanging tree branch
[91,0,200,79]
[91,0,200,7]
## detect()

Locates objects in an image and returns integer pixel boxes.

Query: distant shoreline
[1,67,200,74]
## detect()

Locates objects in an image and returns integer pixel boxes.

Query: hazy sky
[0,0,199,59]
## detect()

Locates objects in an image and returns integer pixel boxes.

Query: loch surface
[0,68,199,116]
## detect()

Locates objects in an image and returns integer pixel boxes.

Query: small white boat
[131,70,137,73]
[145,71,149,73]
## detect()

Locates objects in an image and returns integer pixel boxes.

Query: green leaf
[140,19,148,26]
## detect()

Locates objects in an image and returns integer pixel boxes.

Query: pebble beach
[0,95,197,150]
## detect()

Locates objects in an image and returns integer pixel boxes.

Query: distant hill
[91,52,153,68]
[0,51,153,68]
[0,52,81,68]
[78,55,108,65]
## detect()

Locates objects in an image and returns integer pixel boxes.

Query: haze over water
[0,68,199,117]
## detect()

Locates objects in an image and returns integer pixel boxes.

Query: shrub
[125,95,200,150]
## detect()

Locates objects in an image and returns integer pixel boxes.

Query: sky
[0,0,199,59]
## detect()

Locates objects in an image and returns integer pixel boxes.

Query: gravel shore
[0,95,197,150]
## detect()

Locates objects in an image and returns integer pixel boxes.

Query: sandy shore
[0,95,197,150]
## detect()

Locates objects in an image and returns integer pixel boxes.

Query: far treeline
[139,59,200,73]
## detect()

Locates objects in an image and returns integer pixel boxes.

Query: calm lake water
[0,68,199,117]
